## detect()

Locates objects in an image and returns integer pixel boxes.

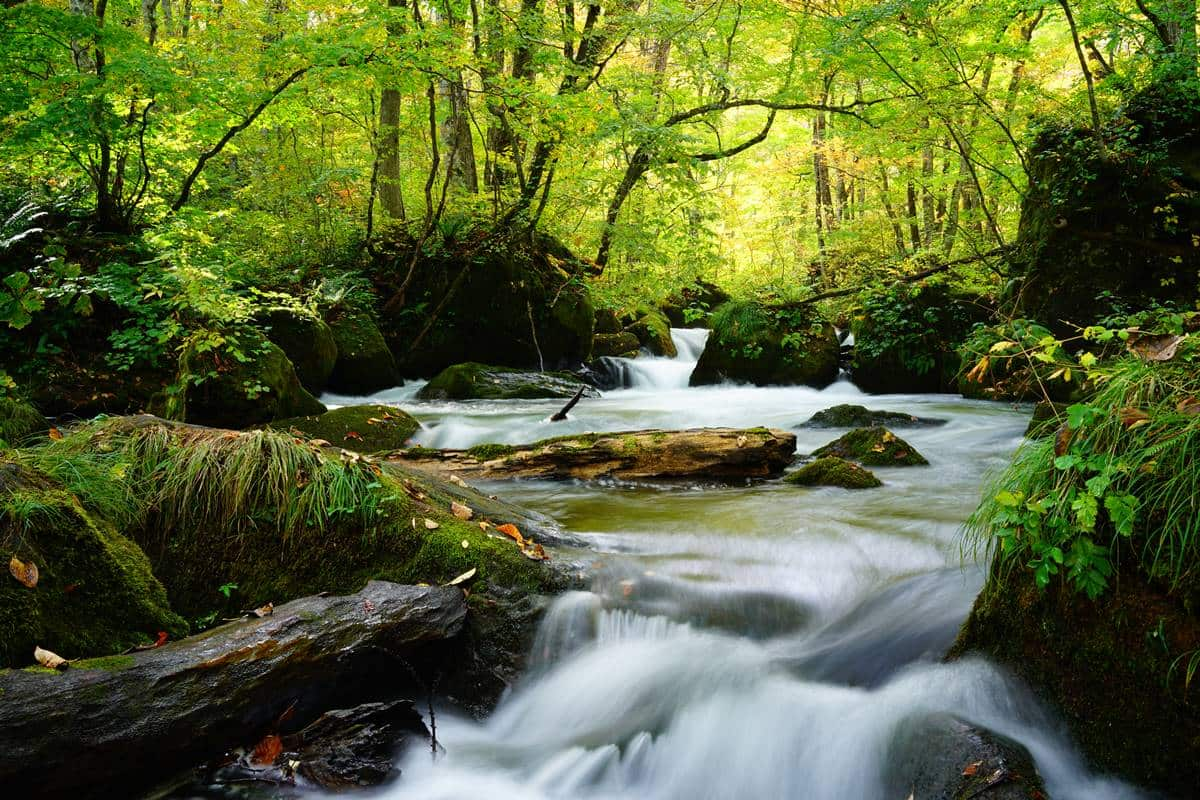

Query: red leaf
[250,733,283,766]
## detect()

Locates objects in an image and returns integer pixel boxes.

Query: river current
[320,329,1145,800]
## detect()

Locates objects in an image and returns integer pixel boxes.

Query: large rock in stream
[392,427,797,481]
[418,362,600,401]
[0,581,466,798]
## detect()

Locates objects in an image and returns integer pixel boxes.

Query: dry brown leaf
[450,501,474,520]
[495,523,525,547]
[1119,407,1151,428]
[1054,424,1072,458]
[9,555,38,588]
[423,518,440,530]
[965,356,990,383]
[962,760,984,777]
[366,417,383,425]
[48,427,63,441]
[445,567,477,586]
[309,438,332,447]
[343,431,364,441]
[250,733,283,766]
[522,542,548,561]
[34,645,68,670]
[1128,332,1185,362]
[1176,396,1200,415]
[251,602,274,618]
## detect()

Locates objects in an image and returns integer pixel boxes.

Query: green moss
[785,456,882,489]
[402,445,443,458]
[812,426,928,466]
[592,332,641,359]
[466,443,517,461]
[622,305,676,357]
[0,397,48,447]
[620,435,639,454]
[802,404,944,429]
[326,309,401,394]
[255,306,338,394]
[269,404,419,453]
[75,654,135,671]
[690,301,839,387]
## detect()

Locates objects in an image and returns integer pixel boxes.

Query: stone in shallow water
[800,403,946,429]
[784,456,883,489]
[812,426,928,466]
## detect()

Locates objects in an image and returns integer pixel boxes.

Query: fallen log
[391,427,797,481]
[0,581,466,798]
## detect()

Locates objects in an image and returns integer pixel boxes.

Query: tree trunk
[376,0,407,223]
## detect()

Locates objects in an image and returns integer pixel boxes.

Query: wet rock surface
[800,403,947,429]
[0,582,466,799]
[269,403,420,453]
[812,426,928,466]
[785,456,883,489]
[417,362,601,401]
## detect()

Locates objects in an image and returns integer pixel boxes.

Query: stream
[321,330,1145,800]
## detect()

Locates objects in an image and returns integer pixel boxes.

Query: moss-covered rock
[326,310,402,395]
[1011,85,1200,330]
[268,404,420,453]
[812,426,928,466]
[378,231,594,375]
[255,307,338,395]
[593,307,622,334]
[800,404,946,429]
[0,462,186,668]
[949,559,1200,798]
[661,280,730,328]
[417,362,600,401]
[850,281,993,394]
[168,333,325,429]
[690,301,839,387]
[591,332,641,359]
[0,398,48,446]
[784,456,882,489]
[622,305,677,357]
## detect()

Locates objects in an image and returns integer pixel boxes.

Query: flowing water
[321,331,1146,800]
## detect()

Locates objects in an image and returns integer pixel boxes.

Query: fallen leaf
[450,501,474,520]
[1128,332,1185,362]
[363,599,375,613]
[34,645,68,670]
[478,520,490,530]
[1176,396,1200,415]
[1054,423,1072,458]
[522,542,548,561]
[1119,407,1151,429]
[736,435,747,448]
[250,733,283,766]
[366,417,383,425]
[495,523,525,547]
[343,430,364,441]
[309,438,332,447]
[424,518,440,530]
[251,602,274,618]
[445,567,477,586]
[461,539,470,549]
[962,760,984,776]
[9,555,38,588]
[48,427,63,441]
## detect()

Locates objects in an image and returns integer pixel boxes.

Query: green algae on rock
[784,456,882,489]
[811,426,928,466]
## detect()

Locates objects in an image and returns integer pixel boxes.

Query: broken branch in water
[550,386,586,421]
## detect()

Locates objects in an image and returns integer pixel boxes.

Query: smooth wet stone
[800,404,946,429]
[785,456,883,489]
[417,362,601,401]
[812,426,928,466]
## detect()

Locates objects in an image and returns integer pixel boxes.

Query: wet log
[391,427,797,482]
[0,581,466,798]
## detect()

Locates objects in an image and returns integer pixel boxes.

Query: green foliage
[967,341,1200,599]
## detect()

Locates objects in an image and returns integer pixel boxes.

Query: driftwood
[392,427,797,481]
[0,582,466,798]
[550,386,587,421]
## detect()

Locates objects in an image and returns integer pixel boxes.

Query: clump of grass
[965,346,1200,597]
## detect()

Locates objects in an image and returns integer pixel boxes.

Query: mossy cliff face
[0,462,186,668]
[690,301,839,387]
[168,332,326,428]
[255,307,338,395]
[269,404,420,453]
[376,231,594,376]
[325,309,402,395]
[1012,86,1200,329]
[949,560,1200,798]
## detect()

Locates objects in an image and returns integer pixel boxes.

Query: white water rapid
[318,330,1147,800]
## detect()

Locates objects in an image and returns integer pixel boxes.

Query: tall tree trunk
[905,177,921,252]
[376,0,407,223]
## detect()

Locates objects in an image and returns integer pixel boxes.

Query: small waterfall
[597,328,710,391]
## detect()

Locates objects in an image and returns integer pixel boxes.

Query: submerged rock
[812,426,928,466]
[0,582,465,798]
[417,362,601,401]
[800,404,946,429]
[269,403,420,453]
[168,333,326,428]
[785,456,882,489]
[690,301,839,387]
[326,309,402,395]
[592,331,641,359]
[393,427,797,482]
[884,713,1046,799]
[256,306,339,395]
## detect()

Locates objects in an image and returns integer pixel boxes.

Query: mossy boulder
[255,307,338,395]
[0,462,186,668]
[690,301,839,387]
[801,404,946,429]
[1011,85,1200,330]
[950,559,1200,798]
[378,231,594,375]
[168,333,325,429]
[850,281,993,394]
[622,305,677,357]
[661,280,731,328]
[0,397,48,446]
[268,404,420,453]
[594,307,622,334]
[784,456,882,489]
[326,310,402,395]
[812,426,928,466]
[417,362,600,401]
[592,332,641,359]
